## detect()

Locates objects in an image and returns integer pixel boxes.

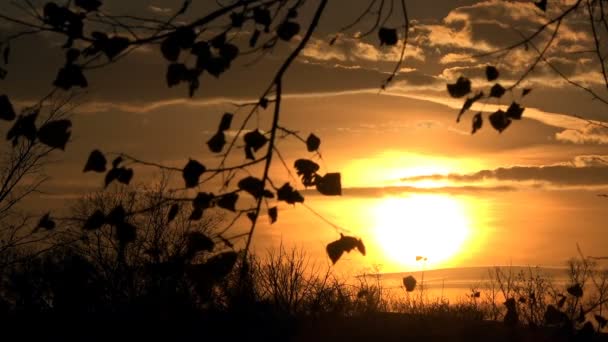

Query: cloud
[399,157,608,187]
[148,5,172,14]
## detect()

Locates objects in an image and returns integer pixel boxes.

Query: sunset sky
[2,0,608,274]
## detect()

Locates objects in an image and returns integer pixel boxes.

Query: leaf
[103,36,129,60]
[192,192,214,210]
[488,109,511,133]
[74,0,102,12]
[54,64,88,90]
[306,133,321,152]
[485,65,499,81]
[204,57,229,77]
[253,8,272,31]
[65,48,80,65]
[37,212,55,230]
[116,168,133,185]
[249,29,261,48]
[182,159,206,188]
[191,41,211,66]
[167,203,179,223]
[567,283,583,298]
[166,63,188,87]
[447,77,471,98]
[210,32,226,49]
[83,210,105,230]
[403,275,417,292]
[277,21,300,41]
[238,176,265,198]
[104,168,120,187]
[230,12,244,28]
[294,159,320,186]
[522,88,532,97]
[544,304,567,325]
[161,36,180,62]
[489,83,506,98]
[186,232,215,256]
[106,205,126,226]
[216,192,238,212]
[472,112,483,134]
[316,173,342,196]
[83,149,107,172]
[247,212,256,223]
[535,0,547,12]
[206,132,226,153]
[6,111,38,145]
[378,27,398,46]
[557,294,567,308]
[506,102,524,120]
[37,119,71,150]
[218,112,233,131]
[219,43,239,62]
[458,91,484,122]
[204,251,238,279]
[116,222,136,244]
[268,206,278,224]
[277,183,304,205]
[189,207,204,221]
[112,156,123,168]
[326,234,366,264]
[0,95,16,121]
[244,129,267,159]
[175,27,196,49]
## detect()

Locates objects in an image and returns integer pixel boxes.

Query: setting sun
[373,195,471,269]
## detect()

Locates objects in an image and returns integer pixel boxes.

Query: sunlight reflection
[373,194,472,269]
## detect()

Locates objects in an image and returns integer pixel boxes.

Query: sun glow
[373,195,471,269]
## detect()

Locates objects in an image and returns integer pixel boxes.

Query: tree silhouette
[0,0,606,270]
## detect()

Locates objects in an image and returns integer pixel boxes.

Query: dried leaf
[83,149,106,172]
[486,65,499,81]
[306,133,321,152]
[182,159,206,188]
[207,132,226,153]
[326,234,366,264]
[316,173,341,196]
[277,21,300,41]
[37,119,71,150]
[458,91,483,122]
[489,109,511,133]
[489,83,506,98]
[277,183,304,205]
[378,27,398,46]
[216,192,238,212]
[218,112,233,131]
[447,77,471,98]
[506,102,524,120]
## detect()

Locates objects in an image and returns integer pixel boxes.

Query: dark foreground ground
[4,312,608,341]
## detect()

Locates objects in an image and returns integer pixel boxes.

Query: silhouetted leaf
[268,206,277,224]
[192,41,211,66]
[316,173,341,196]
[217,192,238,212]
[326,234,366,264]
[0,66,6,80]
[166,63,188,87]
[207,132,226,153]
[104,168,120,187]
[447,77,471,98]
[522,88,532,97]
[112,156,123,168]
[535,0,547,12]
[192,192,214,210]
[277,183,304,205]
[187,232,214,256]
[218,112,233,131]
[167,203,179,223]
[277,21,300,41]
[83,149,107,172]
[506,102,524,120]
[544,304,568,325]
[472,112,483,134]
[238,176,269,199]
[219,43,239,61]
[106,205,126,225]
[175,27,196,49]
[247,211,257,223]
[116,168,133,185]
[116,221,136,244]
[37,119,71,150]
[486,65,499,81]
[306,133,321,152]
[378,27,398,46]
[83,210,105,230]
[75,0,102,12]
[0,95,16,121]
[489,109,511,133]
[161,36,180,62]
[66,48,80,64]
[103,36,129,60]
[403,275,417,292]
[294,159,320,186]
[205,57,229,77]
[557,294,567,308]
[458,91,483,122]
[230,12,244,28]
[249,29,261,47]
[6,111,38,145]
[253,8,271,31]
[244,129,267,160]
[489,83,506,98]
[37,212,55,230]
[205,251,238,279]
[567,283,583,298]
[183,159,206,188]
[189,207,203,221]
[54,64,87,90]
